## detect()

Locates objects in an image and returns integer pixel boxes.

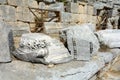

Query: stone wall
[0,0,119,48]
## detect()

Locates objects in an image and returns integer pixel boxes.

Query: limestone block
[0,21,13,62]
[0,0,7,4]
[86,5,94,15]
[60,12,72,23]
[71,14,80,23]
[11,22,30,37]
[87,15,97,24]
[0,5,16,22]
[43,22,63,34]
[95,30,120,48]
[7,0,23,6]
[78,14,87,23]
[28,0,38,8]
[16,7,34,22]
[0,56,105,80]
[113,0,120,5]
[66,2,87,14]
[60,24,100,60]
[13,33,72,64]
[39,2,64,12]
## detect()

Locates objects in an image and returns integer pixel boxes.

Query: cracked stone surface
[0,55,105,80]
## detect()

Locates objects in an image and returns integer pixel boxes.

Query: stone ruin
[13,33,72,64]
[0,0,120,80]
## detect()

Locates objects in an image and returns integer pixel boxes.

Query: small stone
[48,64,55,68]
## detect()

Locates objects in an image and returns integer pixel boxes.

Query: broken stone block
[16,7,34,22]
[0,5,16,22]
[0,21,13,62]
[0,0,7,4]
[43,22,63,34]
[13,33,72,64]
[11,22,30,37]
[60,24,100,60]
[95,30,120,48]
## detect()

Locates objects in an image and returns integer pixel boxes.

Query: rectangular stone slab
[0,21,12,62]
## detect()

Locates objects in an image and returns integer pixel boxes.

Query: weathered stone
[29,23,36,32]
[89,75,97,80]
[16,7,35,22]
[0,21,13,62]
[43,0,56,3]
[60,12,72,23]
[39,2,64,12]
[0,55,105,80]
[60,24,100,60]
[86,5,94,15]
[43,22,63,34]
[96,52,114,63]
[0,5,16,22]
[11,22,30,37]
[8,0,38,8]
[77,14,87,23]
[95,30,120,48]
[28,0,38,8]
[13,33,72,64]
[0,0,7,4]
[7,0,23,6]
[16,7,34,22]
[66,2,87,14]
[113,0,120,5]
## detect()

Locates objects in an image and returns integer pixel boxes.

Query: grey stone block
[0,0,7,4]
[0,5,16,22]
[7,0,23,6]
[60,24,100,60]
[0,21,13,62]
[66,2,87,14]
[95,30,120,48]
[43,22,63,34]
[60,12,72,23]
[11,22,30,37]
[39,2,64,12]
[16,7,34,22]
